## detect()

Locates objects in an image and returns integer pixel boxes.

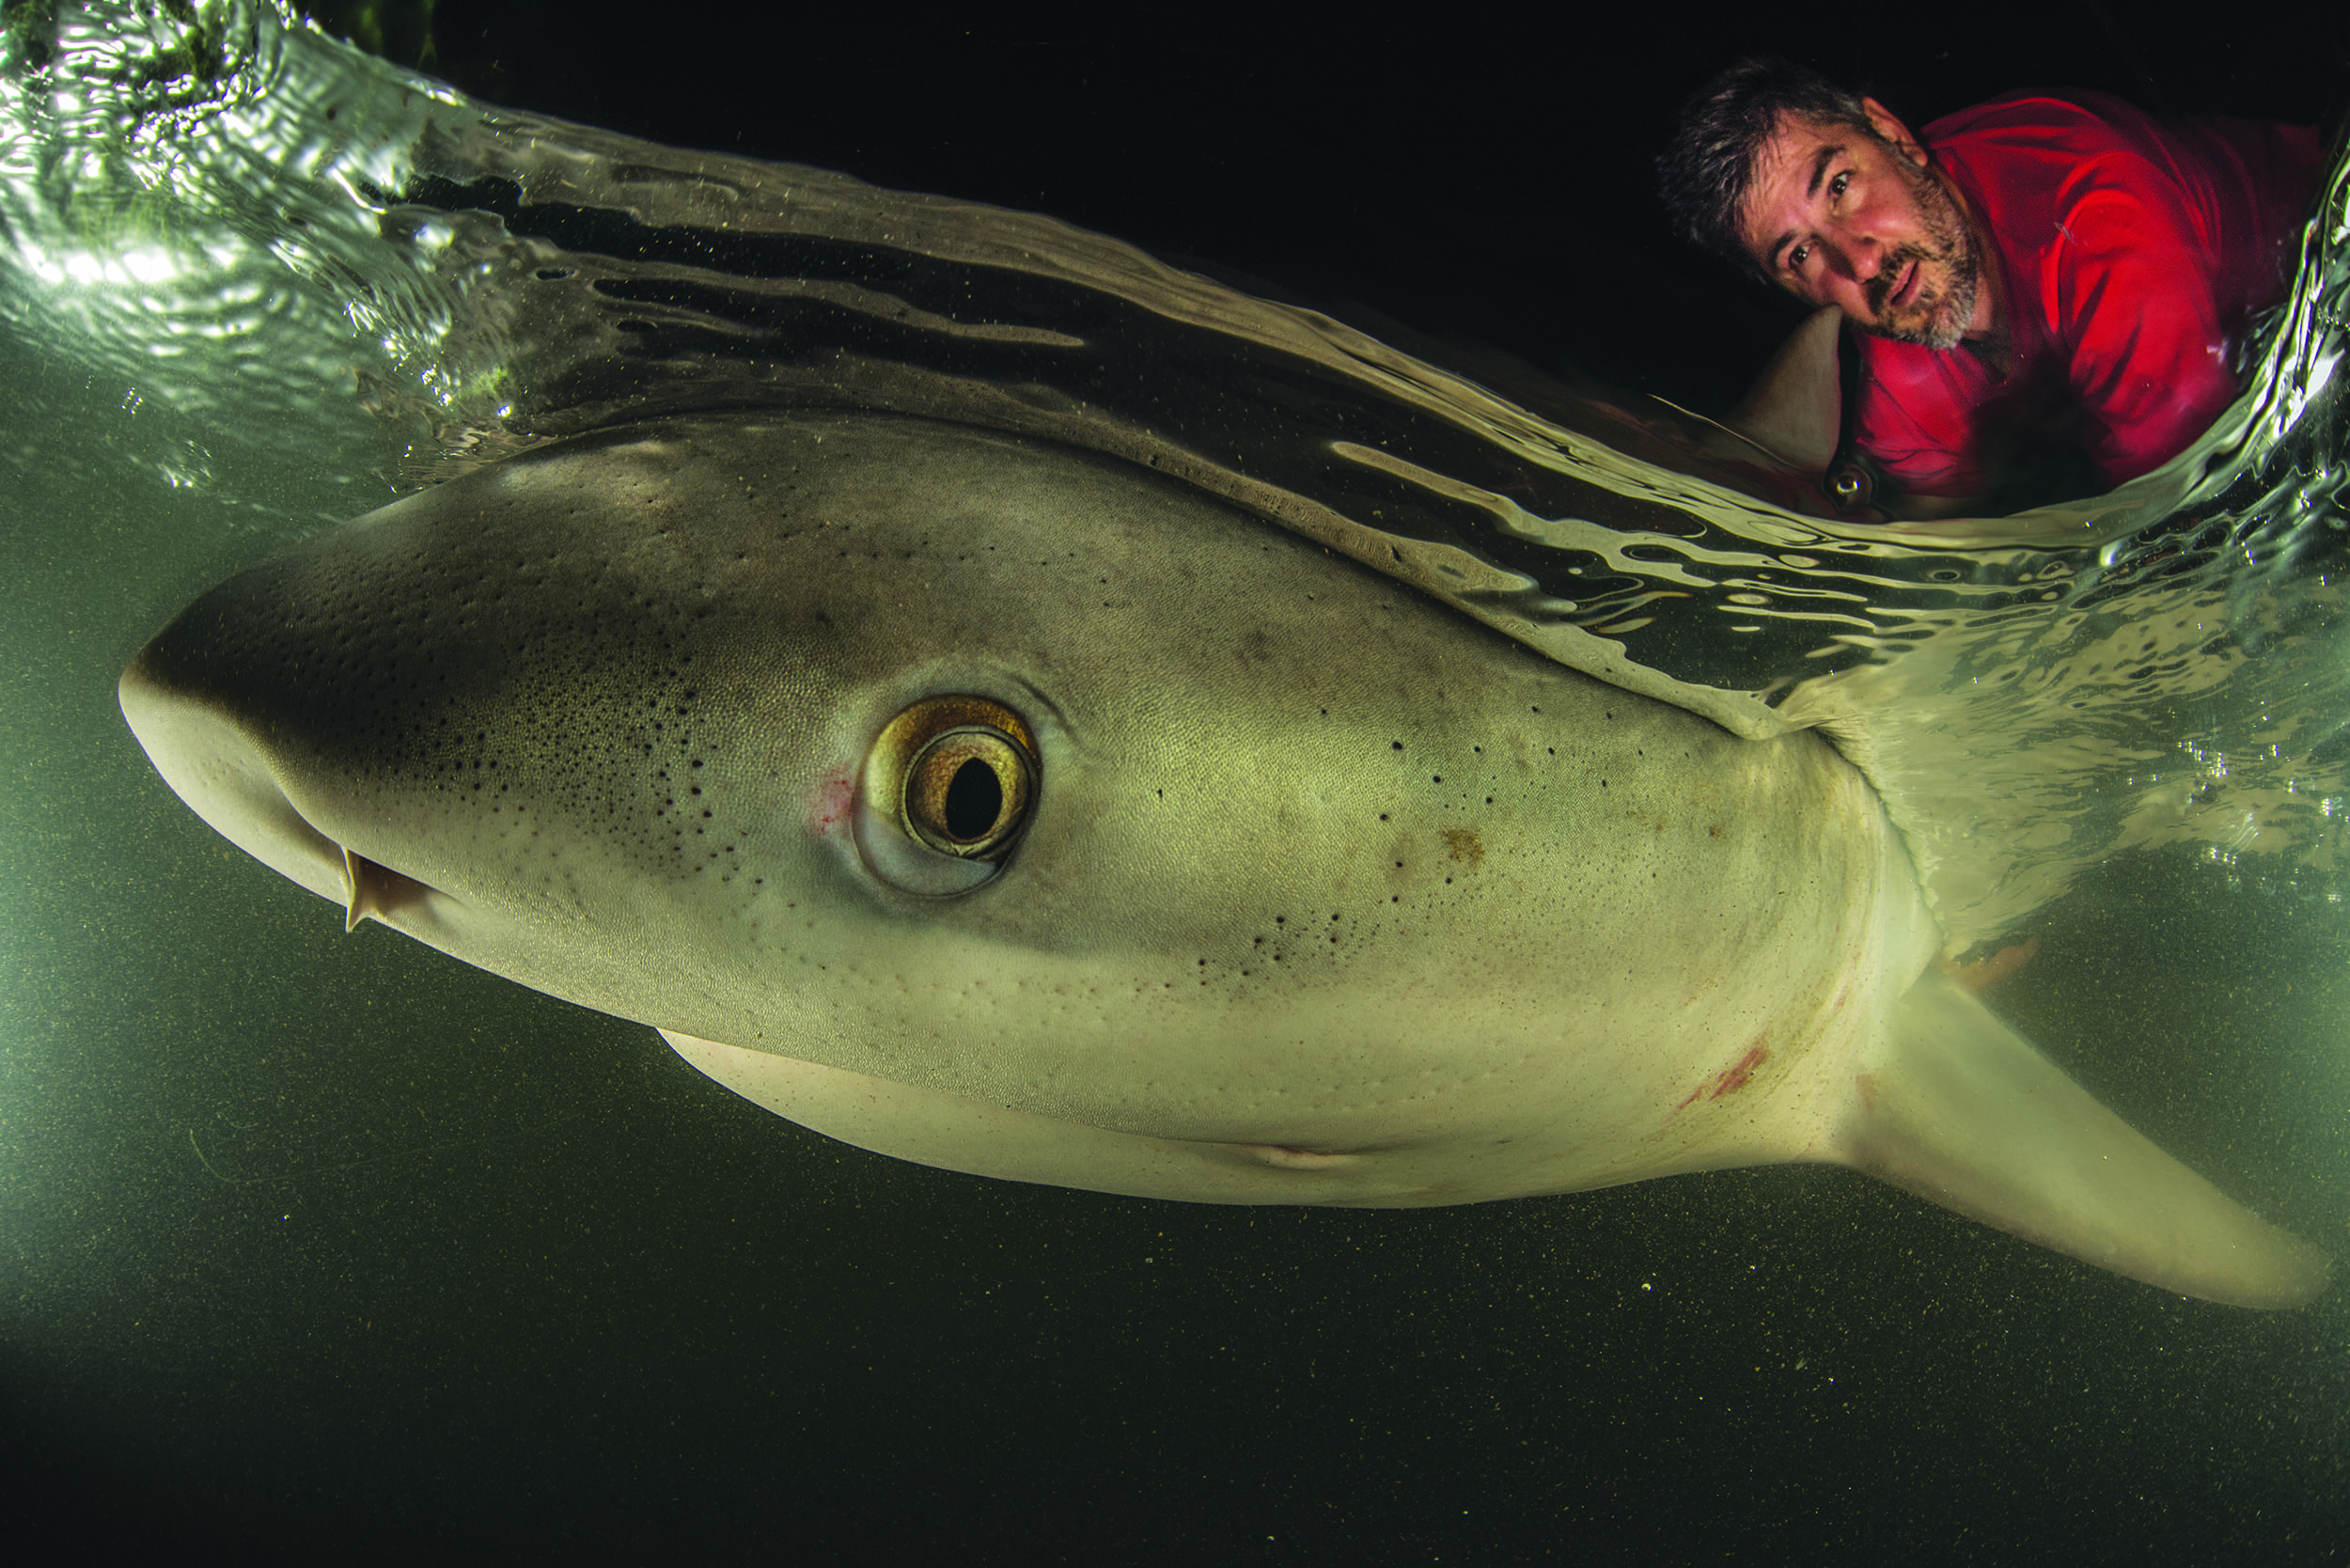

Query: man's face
[1738,99,1983,350]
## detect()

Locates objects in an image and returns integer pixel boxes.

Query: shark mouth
[118,654,453,937]
[340,846,436,933]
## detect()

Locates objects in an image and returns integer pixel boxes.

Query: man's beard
[1859,159,1981,351]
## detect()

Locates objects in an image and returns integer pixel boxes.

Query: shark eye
[854,695,1040,895]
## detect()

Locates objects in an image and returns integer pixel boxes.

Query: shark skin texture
[118,412,2328,1308]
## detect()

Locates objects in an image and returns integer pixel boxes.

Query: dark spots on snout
[131,483,785,892]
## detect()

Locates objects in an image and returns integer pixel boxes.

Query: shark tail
[1839,967,2329,1309]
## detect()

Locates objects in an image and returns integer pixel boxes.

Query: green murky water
[3,4,2345,1555]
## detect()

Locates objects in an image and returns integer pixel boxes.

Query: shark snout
[118,651,452,935]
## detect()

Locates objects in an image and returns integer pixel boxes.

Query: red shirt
[1854,92,2322,498]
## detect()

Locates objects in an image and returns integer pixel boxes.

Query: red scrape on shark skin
[1669,1035,1773,1116]
[1709,1036,1770,1100]
[808,774,854,836]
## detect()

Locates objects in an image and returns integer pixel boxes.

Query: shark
[118,409,2329,1308]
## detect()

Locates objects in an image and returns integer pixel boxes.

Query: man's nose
[1834,232,1888,279]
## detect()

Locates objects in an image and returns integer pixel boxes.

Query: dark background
[7,3,2349,1562]
[373,2,2350,416]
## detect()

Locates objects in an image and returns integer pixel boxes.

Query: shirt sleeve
[2042,163,2240,486]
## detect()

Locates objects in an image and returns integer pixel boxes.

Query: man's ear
[1861,97,1929,167]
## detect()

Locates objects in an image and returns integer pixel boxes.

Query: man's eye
[1788,243,1811,271]
[1829,171,1850,199]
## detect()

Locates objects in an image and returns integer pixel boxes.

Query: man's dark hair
[1658,57,1876,275]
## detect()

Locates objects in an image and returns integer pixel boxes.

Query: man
[1659,59,2324,513]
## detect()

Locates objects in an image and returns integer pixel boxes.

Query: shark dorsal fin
[1724,306,1844,474]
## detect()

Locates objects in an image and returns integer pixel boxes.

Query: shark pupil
[944,757,1003,840]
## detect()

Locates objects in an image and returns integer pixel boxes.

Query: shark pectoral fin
[1840,969,2330,1309]
[659,1030,1394,1204]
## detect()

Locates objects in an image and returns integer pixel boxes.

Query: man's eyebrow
[1762,142,1847,274]
[1806,142,1844,200]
